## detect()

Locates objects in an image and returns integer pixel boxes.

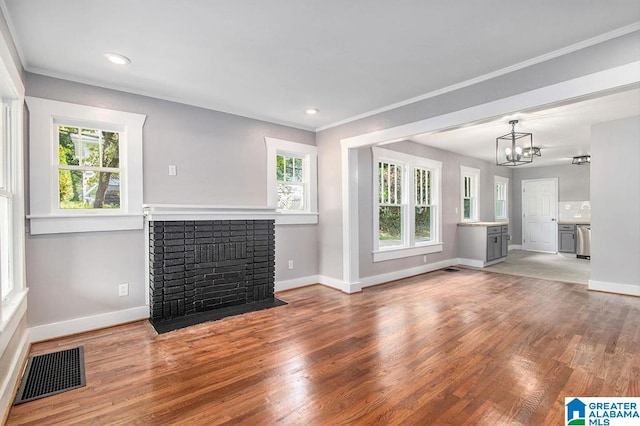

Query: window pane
[61,127,120,169]
[463,198,472,219]
[379,205,402,247]
[0,196,11,298]
[415,206,431,243]
[277,183,304,210]
[59,170,120,209]
[379,161,403,205]
[496,200,505,218]
[58,125,79,166]
[293,157,303,182]
[101,131,120,168]
[276,155,285,181]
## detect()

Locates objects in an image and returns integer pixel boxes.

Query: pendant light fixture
[496,120,534,166]
[572,155,591,165]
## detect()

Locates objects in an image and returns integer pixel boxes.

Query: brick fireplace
[144,205,280,332]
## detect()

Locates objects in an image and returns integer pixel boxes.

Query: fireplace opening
[148,219,284,333]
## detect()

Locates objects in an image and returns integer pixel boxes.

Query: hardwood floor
[6,268,640,425]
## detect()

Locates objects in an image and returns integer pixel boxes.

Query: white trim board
[29,306,149,343]
[589,280,640,297]
[339,61,640,287]
[0,328,29,424]
[358,259,458,288]
[275,276,321,292]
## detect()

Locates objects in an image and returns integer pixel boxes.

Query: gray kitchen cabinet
[558,224,576,253]
[501,225,508,257]
[458,222,509,267]
[486,226,502,262]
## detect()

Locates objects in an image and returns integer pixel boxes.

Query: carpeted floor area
[483,249,590,284]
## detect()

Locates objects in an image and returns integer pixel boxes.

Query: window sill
[28,214,144,235]
[1,288,28,334]
[275,212,318,225]
[373,243,443,262]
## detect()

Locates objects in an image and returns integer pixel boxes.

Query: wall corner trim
[0,328,30,423]
[29,306,149,343]
[588,280,640,297]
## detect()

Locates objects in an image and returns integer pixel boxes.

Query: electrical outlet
[168,165,177,176]
[118,283,129,297]
[288,260,294,270]
[423,255,427,263]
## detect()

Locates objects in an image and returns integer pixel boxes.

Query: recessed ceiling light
[306,108,319,115]
[104,53,131,65]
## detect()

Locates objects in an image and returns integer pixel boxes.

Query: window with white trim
[57,125,121,210]
[265,137,318,225]
[1,102,13,300]
[26,97,146,234]
[460,166,480,222]
[495,176,509,220]
[373,146,442,262]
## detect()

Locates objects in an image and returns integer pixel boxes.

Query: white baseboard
[359,259,458,288]
[0,328,30,423]
[29,306,149,343]
[275,275,320,292]
[318,275,359,293]
[588,280,640,297]
[457,258,485,268]
[279,260,460,294]
[509,244,523,250]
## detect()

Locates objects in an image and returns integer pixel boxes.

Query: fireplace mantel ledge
[143,204,279,222]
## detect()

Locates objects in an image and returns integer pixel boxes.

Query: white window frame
[372,146,442,262]
[460,166,480,222]
[26,97,146,234]
[0,38,27,338]
[265,137,318,225]
[494,175,509,221]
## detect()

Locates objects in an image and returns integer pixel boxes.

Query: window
[1,103,12,300]
[265,137,318,225]
[378,160,403,247]
[495,176,509,220]
[415,167,432,243]
[57,125,121,210]
[460,166,480,222]
[276,154,305,211]
[26,97,146,234]
[373,147,442,262]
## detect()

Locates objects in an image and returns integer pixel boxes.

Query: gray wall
[357,141,512,278]
[511,164,590,245]
[25,73,318,328]
[317,31,639,281]
[590,115,640,289]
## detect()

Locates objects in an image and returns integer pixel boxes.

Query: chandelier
[496,120,535,166]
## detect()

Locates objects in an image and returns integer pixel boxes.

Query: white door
[522,178,558,253]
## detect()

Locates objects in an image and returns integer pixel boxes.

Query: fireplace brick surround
[148,219,275,323]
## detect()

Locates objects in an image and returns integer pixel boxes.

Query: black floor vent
[442,268,460,272]
[14,347,86,405]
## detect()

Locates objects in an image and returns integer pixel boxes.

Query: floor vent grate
[442,268,460,272]
[14,347,86,405]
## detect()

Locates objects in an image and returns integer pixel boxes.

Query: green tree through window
[57,125,120,209]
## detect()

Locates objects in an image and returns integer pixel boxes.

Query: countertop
[457,221,509,227]
[558,221,591,225]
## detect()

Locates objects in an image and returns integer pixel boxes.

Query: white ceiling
[3,1,640,131]
[410,87,640,167]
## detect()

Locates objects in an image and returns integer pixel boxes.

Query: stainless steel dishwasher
[576,225,591,259]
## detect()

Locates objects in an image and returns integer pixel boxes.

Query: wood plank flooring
[6,268,640,425]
